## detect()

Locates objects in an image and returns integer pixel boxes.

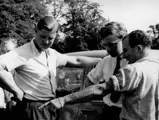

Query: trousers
[100,104,121,120]
[11,98,57,120]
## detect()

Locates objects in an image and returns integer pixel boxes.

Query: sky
[90,0,159,33]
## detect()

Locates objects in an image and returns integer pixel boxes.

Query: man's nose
[43,40,49,44]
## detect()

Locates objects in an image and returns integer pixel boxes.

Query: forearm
[0,69,21,96]
[66,50,107,58]
[41,83,110,109]
[76,56,102,66]
[63,86,94,103]
[63,83,108,104]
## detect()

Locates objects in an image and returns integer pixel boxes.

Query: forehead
[102,34,120,44]
[123,36,129,49]
[38,29,56,36]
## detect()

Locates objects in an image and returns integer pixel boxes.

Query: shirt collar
[30,40,41,55]
[136,55,159,64]
[30,40,50,55]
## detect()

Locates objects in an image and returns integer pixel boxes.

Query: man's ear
[136,45,143,52]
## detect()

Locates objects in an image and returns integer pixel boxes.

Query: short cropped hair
[0,38,17,54]
[99,22,127,40]
[36,16,59,33]
[127,30,152,48]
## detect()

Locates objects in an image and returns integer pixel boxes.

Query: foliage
[0,0,47,46]
[46,0,108,52]
[0,0,108,52]
[148,24,159,49]
[63,0,108,52]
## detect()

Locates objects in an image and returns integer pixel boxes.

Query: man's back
[120,57,159,120]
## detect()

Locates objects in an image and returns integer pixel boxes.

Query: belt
[22,97,53,103]
[23,93,55,102]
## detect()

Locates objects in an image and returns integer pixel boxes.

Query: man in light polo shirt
[0,16,101,120]
[40,21,128,120]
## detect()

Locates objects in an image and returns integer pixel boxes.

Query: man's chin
[41,46,50,51]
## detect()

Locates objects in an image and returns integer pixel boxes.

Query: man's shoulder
[121,63,137,73]
[18,41,31,49]
[103,55,115,61]
[97,55,115,65]
[48,48,59,55]
[48,48,68,60]
[13,41,33,55]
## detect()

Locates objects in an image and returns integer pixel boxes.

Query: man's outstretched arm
[39,79,114,109]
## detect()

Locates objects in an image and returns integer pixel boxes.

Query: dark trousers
[100,104,121,120]
[11,98,57,120]
[0,108,9,120]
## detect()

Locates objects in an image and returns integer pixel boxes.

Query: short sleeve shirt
[0,40,69,101]
[113,57,159,120]
[87,55,128,107]
[0,88,5,108]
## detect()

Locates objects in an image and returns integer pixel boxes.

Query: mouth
[41,44,49,47]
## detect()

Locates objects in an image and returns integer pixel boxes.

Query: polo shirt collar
[30,40,40,55]
[30,40,50,55]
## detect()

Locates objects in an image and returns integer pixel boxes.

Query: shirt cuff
[87,74,99,84]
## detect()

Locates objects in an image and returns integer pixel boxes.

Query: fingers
[38,98,65,110]
[96,83,106,90]
[38,101,50,109]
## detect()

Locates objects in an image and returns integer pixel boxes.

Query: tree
[148,24,159,49]
[0,0,47,46]
[46,0,108,52]
[62,0,108,52]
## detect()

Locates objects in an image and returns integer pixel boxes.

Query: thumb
[39,101,50,109]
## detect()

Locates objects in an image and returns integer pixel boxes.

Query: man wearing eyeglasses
[86,22,128,120]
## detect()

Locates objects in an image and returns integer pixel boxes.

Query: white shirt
[114,56,159,120]
[0,88,5,108]
[0,40,68,101]
[87,55,128,107]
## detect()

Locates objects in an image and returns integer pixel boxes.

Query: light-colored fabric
[0,71,15,108]
[0,40,68,101]
[114,57,159,120]
[87,55,128,107]
[0,88,6,108]
[66,50,108,58]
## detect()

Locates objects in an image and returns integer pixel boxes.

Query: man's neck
[136,47,151,62]
[141,47,150,59]
[33,40,43,53]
